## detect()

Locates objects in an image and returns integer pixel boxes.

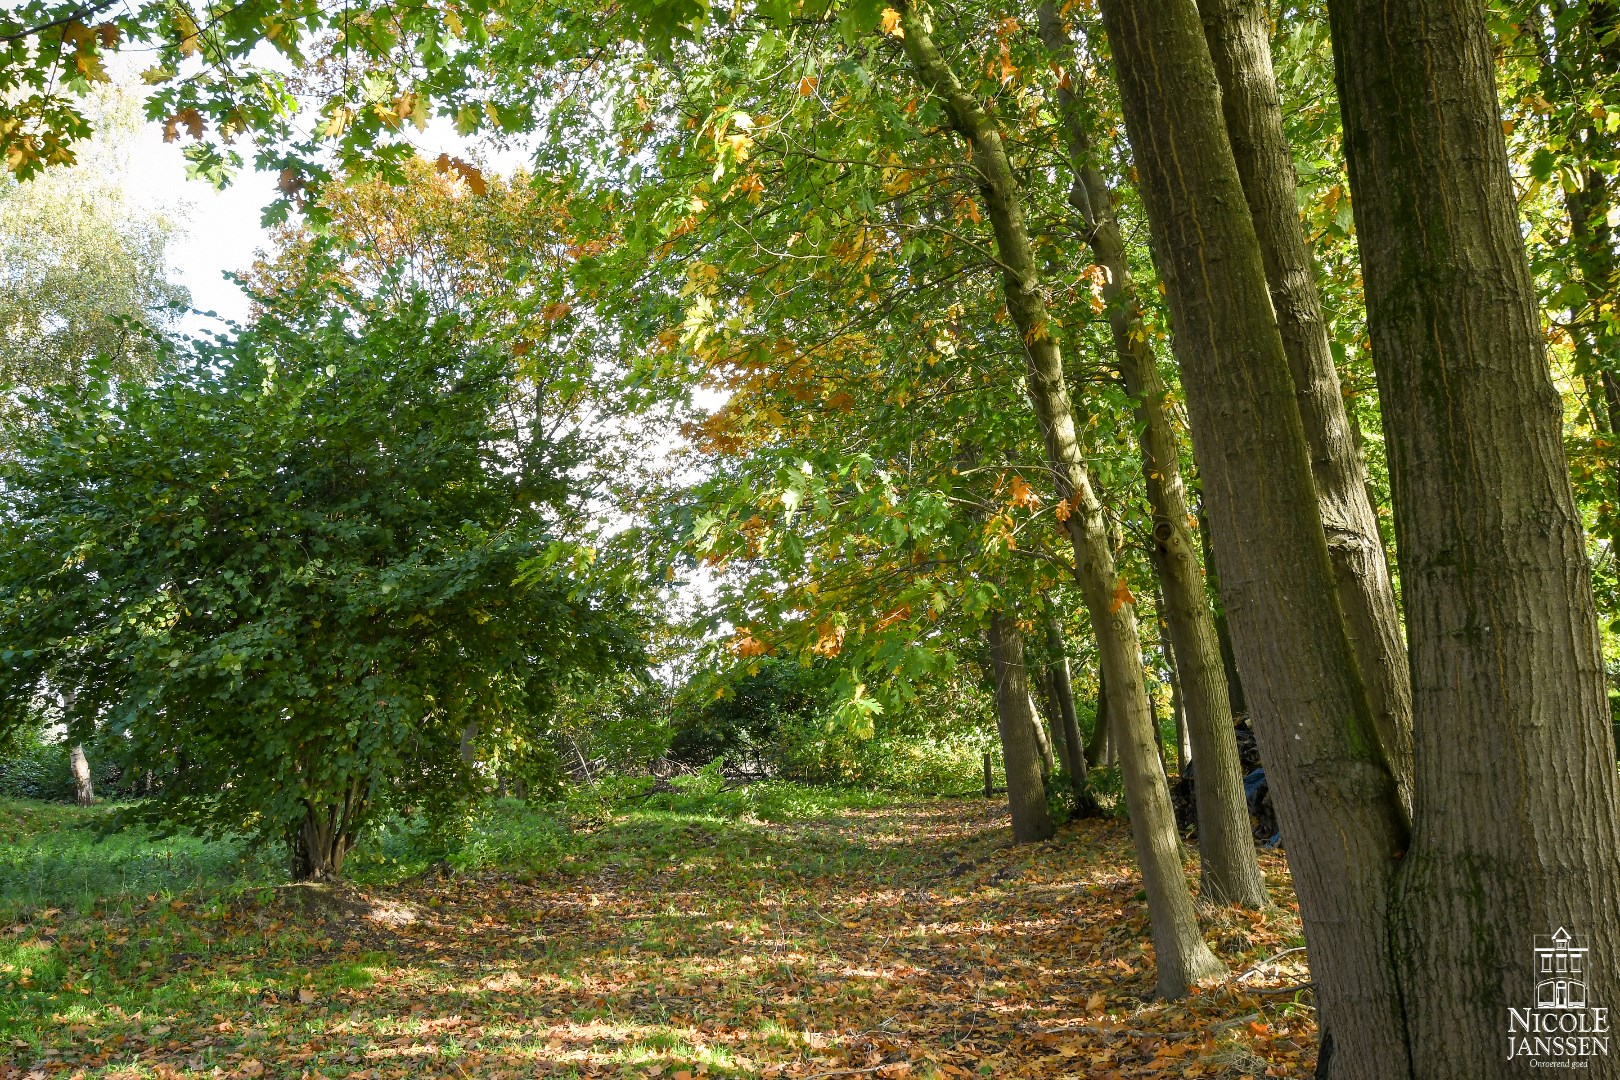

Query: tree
[987,609,1054,843]
[1037,1,1267,909]
[1094,0,1411,1070]
[896,0,1225,997]
[0,286,643,879]
[1329,0,1620,1074]
[0,78,187,418]
[1194,0,1412,802]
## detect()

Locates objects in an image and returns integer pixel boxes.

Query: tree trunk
[1044,614,1100,814]
[1036,667,1074,776]
[899,2,1225,996]
[1196,0,1413,808]
[987,612,1055,844]
[69,745,93,807]
[1198,503,1247,717]
[1329,1,1620,1076]
[289,784,366,881]
[1085,666,1110,770]
[1095,0,1410,1067]
[1029,690,1056,781]
[1038,0,1267,909]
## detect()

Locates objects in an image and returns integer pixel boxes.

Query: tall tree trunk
[899,1,1225,997]
[1044,613,1100,814]
[1195,0,1413,808]
[1095,0,1411,1069]
[1028,690,1056,780]
[987,612,1056,844]
[1329,1,1620,1076]
[1198,503,1247,716]
[1085,666,1110,770]
[1036,668,1075,776]
[69,745,93,807]
[1038,1,1267,909]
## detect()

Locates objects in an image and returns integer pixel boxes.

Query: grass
[0,799,279,918]
[0,783,1315,1078]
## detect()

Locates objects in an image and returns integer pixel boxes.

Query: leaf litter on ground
[0,792,1316,1079]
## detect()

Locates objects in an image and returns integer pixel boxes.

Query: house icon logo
[1508,927,1611,1063]
[1536,927,1589,1010]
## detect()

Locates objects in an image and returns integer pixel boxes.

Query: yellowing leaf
[879,7,904,36]
[174,11,200,56]
[1109,576,1135,613]
[322,106,354,138]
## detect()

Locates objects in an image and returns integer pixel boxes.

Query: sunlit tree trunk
[1038,0,1267,909]
[1330,0,1620,1074]
[69,745,93,807]
[1095,0,1409,1065]
[900,1,1225,996]
[1043,613,1099,814]
[987,612,1055,844]
[1085,667,1109,770]
[1196,0,1413,807]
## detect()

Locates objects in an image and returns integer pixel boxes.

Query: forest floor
[0,788,1316,1079]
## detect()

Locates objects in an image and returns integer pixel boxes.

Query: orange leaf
[1109,577,1135,613]
[1007,475,1040,511]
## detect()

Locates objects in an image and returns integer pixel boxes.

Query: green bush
[0,730,140,802]
[0,735,74,800]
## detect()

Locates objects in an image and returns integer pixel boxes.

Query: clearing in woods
[0,791,1313,1078]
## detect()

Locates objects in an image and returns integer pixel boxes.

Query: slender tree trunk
[1036,668,1074,776]
[1195,0,1413,808]
[899,1,1225,996]
[1085,666,1109,770]
[987,613,1055,844]
[1044,614,1100,814]
[1038,1,1267,909]
[69,745,93,807]
[1159,584,1190,774]
[1029,691,1056,780]
[1329,1,1620,1076]
[1198,504,1247,716]
[1173,680,1188,775]
[1095,0,1410,1068]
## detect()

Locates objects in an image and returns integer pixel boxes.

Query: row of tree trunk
[898,0,1620,1074]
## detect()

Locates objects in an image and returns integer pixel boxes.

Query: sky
[125,128,280,330]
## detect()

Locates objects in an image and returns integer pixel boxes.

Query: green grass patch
[0,797,278,917]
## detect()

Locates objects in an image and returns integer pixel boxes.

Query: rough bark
[1038,1,1267,909]
[1196,0,1413,809]
[69,744,93,807]
[1094,0,1411,1069]
[1329,1,1620,1076]
[987,612,1056,844]
[899,1,1225,997]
